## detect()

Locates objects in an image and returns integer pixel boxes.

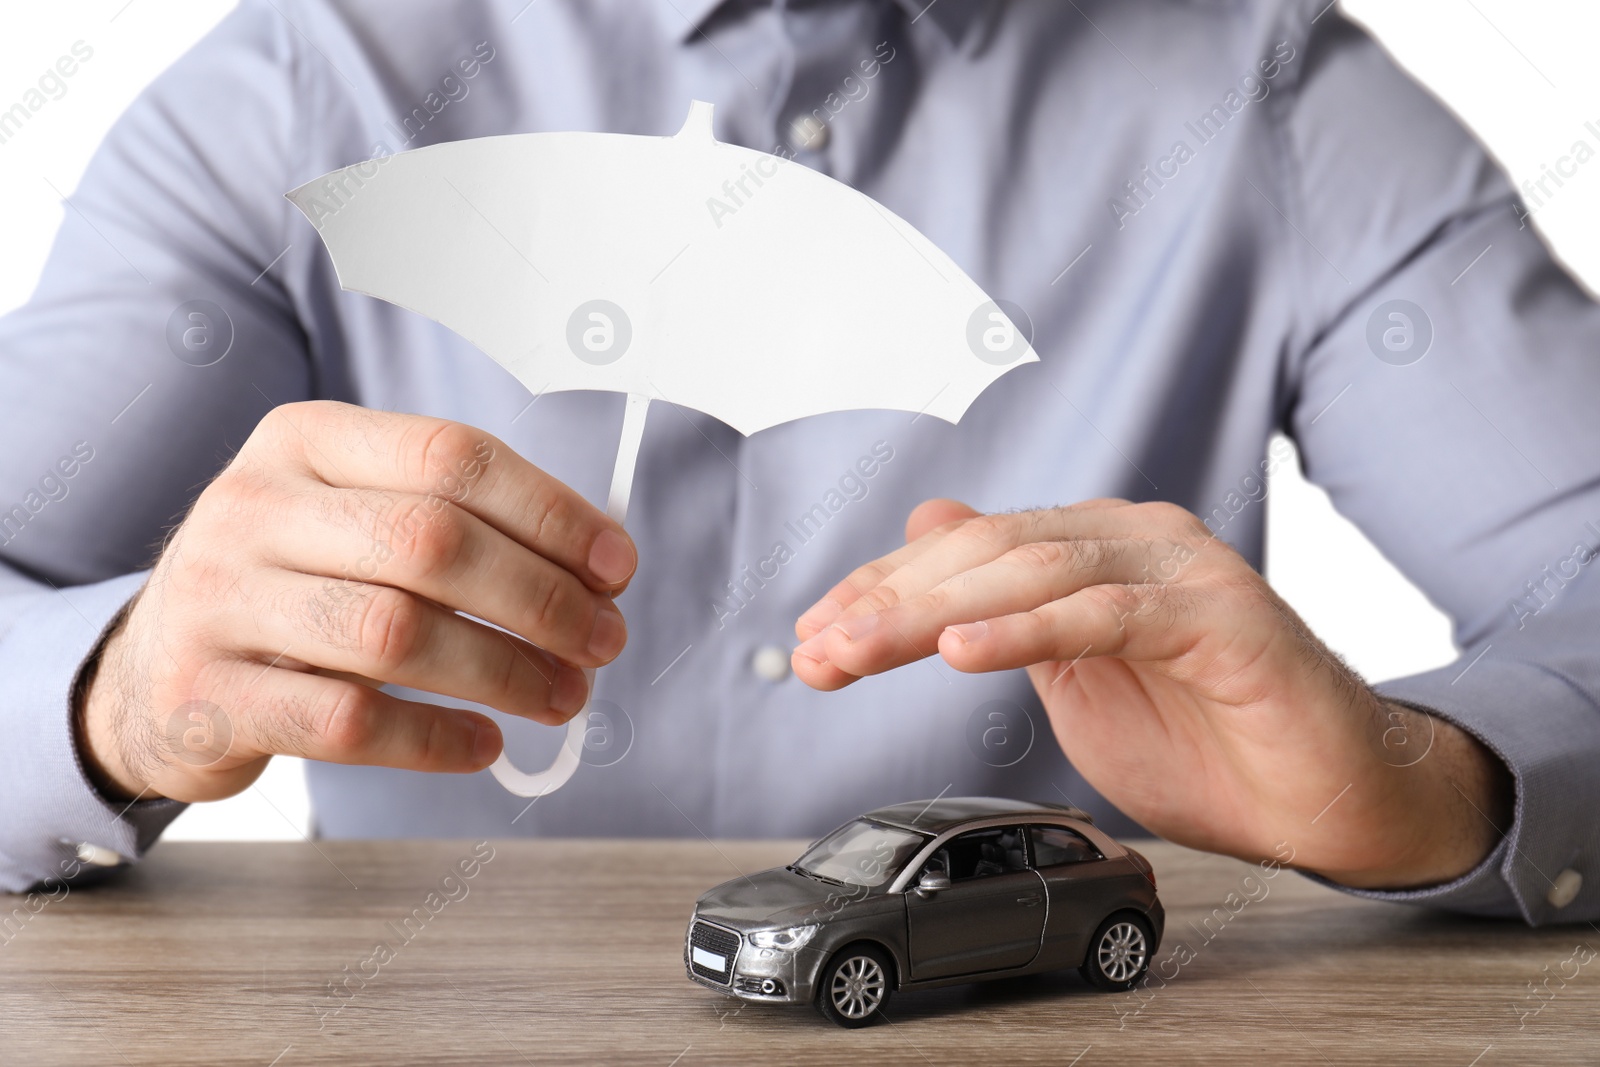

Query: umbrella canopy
[287,101,1036,797]
[287,101,1035,434]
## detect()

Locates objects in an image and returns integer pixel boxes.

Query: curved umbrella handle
[488,669,593,798]
[490,392,650,798]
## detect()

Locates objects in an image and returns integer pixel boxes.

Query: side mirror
[914,871,951,898]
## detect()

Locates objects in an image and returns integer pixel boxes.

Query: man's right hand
[78,401,636,803]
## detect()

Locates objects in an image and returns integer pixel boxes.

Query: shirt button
[1547,868,1582,909]
[76,843,121,867]
[788,114,829,152]
[751,644,792,682]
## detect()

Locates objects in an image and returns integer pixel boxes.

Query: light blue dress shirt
[2,0,1597,924]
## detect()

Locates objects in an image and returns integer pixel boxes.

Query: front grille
[688,919,740,985]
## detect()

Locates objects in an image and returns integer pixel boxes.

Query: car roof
[862,797,1094,834]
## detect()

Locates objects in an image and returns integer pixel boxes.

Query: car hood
[695,866,867,929]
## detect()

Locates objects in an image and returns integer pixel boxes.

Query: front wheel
[1080,914,1152,992]
[816,945,894,1028]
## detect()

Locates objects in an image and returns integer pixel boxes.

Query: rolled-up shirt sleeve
[1276,6,1600,923]
[0,2,314,891]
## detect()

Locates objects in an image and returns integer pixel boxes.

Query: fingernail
[832,614,880,642]
[793,632,828,666]
[588,528,636,586]
[550,666,589,718]
[472,722,503,765]
[587,606,626,661]
[946,621,989,645]
[797,597,844,634]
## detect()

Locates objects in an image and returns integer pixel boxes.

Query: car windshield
[792,820,929,888]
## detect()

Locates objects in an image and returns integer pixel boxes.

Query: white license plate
[692,947,728,972]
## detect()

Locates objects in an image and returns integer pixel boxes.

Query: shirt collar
[659,0,987,48]
[894,0,987,45]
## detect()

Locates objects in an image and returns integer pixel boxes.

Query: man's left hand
[792,498,1512,890]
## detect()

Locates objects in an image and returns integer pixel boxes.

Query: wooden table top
[1,838,1594,1065]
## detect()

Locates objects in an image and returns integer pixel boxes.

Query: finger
[797,499,1156,639]
[900,497,1131,541]
[789,498,977,640]
[813,502,1160,637]
[219,662,505,773]
[816,538,1179,679]
[233,572,588,726]
[796,500,986,638]
[795,519,971,639]
[791,639,867,692]
[936,583,1208,674]
[267,484,625,668]
[254,402,636,591]
[904,498,981,542]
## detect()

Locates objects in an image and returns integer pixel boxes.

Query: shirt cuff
[1305,656,1598,925]
[0,571,185,893]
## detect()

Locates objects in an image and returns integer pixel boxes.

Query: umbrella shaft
[605,392,650,525]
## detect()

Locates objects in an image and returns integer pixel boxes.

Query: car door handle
[1017,893,1042,905]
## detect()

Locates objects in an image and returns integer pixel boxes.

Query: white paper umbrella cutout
[286,100,1037,799]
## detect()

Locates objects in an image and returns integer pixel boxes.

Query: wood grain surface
[1,839,1595,1066]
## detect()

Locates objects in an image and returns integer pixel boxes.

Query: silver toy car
[684,797,1163,1027]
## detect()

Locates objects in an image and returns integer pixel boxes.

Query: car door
[905,826,1045,981]
[1028,824,1122,966]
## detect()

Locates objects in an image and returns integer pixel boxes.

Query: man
[2,0,1595,925]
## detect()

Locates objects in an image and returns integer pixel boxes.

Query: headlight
[747,924,818,951]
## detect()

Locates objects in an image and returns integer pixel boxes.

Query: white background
[1,1,1595,840]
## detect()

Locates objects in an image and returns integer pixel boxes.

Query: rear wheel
[816,945,894,1028]
[1080,913,1152,992]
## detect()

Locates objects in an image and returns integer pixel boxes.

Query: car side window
[924,827,1028,883]
[1029,825,1102,867]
